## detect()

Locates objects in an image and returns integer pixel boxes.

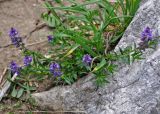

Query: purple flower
[82,54,92,65]
[24,56,32,66]
[9,28,22,47]
[10,61,21,75]
[141,27,152,42]
[9,27,18,38]
[50,62,62,77]
[47,35,54,42]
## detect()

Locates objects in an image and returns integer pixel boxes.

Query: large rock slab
[32,0,160,114]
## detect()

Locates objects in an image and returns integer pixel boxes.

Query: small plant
[6,0,152,99]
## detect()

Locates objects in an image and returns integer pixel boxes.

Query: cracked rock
[32,0,160,114]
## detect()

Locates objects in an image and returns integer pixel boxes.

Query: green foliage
[7,49,51,98]
[40,0,141,86]
[8,0,142,99]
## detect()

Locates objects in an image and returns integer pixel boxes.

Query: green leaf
[63,76,72,85]
[41,13,61,27]
[93,31,104,53]
[95,74,108,87]
[11,86,17,98]
[62,44,80,58]
[64,30,97,56]
[16,88,24,98]
[98,1,115,16]
[42,2,62,27]
[92,58,107,72]
[107,63,117,74]
[55,0,62,3]
[52,0,101,10]
[74,40,96,56]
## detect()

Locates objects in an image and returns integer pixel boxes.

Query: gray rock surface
[32,0,160,114]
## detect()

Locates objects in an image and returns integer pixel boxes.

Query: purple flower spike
[47,35,54,42]
[50,62,62,77]
[9,28,22,47]
[141,27,152,42]
[9,27,18,38]
[24,56,32,66]
[10,61,21,75]
[82,54,92,65]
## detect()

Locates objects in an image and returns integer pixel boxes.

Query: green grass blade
[92,58,107,72]
[62,44,80,58]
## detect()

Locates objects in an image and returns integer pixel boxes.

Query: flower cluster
[8,28,33,75]
[10,61,21,75]
[47,35,54,42]
[24,56,32,66]
[9,27,22,48]
[9,27,18,38]
[10,56,32,75]
[141,27,152,42]
[82,54,92,65]
[50,62,62,77]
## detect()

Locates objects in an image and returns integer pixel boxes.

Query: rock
[32,0,160,114]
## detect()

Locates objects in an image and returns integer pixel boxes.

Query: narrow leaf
[63,44,80,58]
[92,58,107,72]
